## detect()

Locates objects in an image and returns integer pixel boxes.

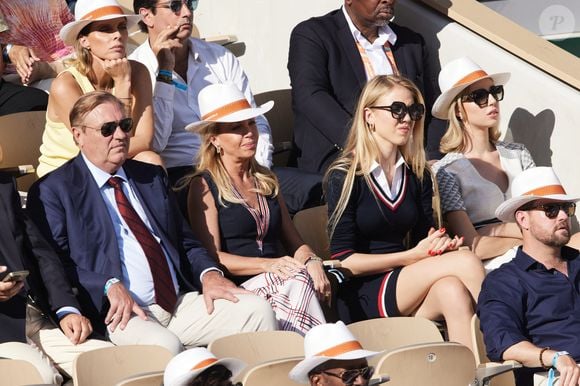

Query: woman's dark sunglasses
[155,0,198,13]
[370,102,425,121]
[461,85,504,108]
[82,118,133,137]
[521,202,576,219]
[322,366,374,386]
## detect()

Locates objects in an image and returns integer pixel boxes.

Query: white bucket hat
[184,83,274,132]
[60,0,142,46]
[431,57,510,119]
[163,347,246,386]
[495,167,580,222]
[289,321,382,384]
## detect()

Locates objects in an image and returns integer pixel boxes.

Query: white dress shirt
[129,37,273,169]
[342,6,398,79]
[369,152,407,200]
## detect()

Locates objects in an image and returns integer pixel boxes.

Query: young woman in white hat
[37,0,160,177]
[185,83,329,335]
[432,57,580,266]
[324,75,484,351]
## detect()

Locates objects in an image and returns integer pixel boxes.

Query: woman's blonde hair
[187,122,279,206]
[325,75,428,238]
[439,92,501,154]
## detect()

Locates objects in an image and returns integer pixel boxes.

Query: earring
[213,143,223,156]
[367,121,375,132]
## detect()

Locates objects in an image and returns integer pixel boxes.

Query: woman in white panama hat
[431,57,541,266]
[37,0,161,177]
[185,83,329,335]
[324,75,484,351]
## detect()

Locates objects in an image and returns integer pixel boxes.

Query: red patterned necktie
[107,177,177,312]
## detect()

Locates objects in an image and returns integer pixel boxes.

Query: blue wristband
[104,278,121,295]
[547,351,570,386]
[158,69,172,77]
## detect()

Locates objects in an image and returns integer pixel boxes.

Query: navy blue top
[478,246,580,363]
[327,165,434,261]
[202,173,282,284]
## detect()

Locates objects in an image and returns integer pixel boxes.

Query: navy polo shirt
[477,246,580,364]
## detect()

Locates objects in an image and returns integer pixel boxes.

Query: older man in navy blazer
[288,0,444,174]
[28,92,276,355]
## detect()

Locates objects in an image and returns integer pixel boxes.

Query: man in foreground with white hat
[478,167,580,386]
[289,321,387,386]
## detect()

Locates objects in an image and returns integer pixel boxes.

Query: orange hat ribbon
[202,99,251,121]
[453,70,488,87]
[82,6,124,21]
[523,185,566,196]
[191,358,218,371]
[315,341,363,357]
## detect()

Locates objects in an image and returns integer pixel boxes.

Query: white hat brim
[60,14,142,46]
[167,357,246,386]
[185,100,274,132]
[495,194,580,222]
[288,349,382,384]
[431,72,511,119]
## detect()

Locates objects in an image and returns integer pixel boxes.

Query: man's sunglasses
[321,366,374,386]
[461,85,504,108]
[370,102,425,121]
[82,118,133,137]
[521,202,576,219]
[155,0,198,13]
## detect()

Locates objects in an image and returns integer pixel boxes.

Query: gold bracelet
[539,347,551,369]
[305,255,323,265]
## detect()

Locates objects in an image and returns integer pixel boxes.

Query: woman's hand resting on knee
[412,228,464,260]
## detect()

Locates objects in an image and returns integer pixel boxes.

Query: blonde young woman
[431,57,580,266]
[325,75,484,350]
[186,83,329,335]
[37,0,159,177]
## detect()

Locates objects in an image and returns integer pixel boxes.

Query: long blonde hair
[325,75,428,239]
[189,122,279,206]
[439,93,501,154]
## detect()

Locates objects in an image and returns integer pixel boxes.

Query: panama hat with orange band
[163,347,246,386]
[431,56,511,120]
[60,0,142,46]
[185,82,274,132]
[289,321,383,383]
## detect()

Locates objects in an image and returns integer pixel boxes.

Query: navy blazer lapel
[0,184,24,272]
[390,24,410,77]
[334,11,367,89]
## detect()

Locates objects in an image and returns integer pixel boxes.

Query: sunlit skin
[211,119,259,164]
[460,78,500,132]
[309,358,371,386]
[518,199,573,248]
[345,0,396,42]
[79,18,129,60]
[72,102,129,174]
[143,0,193,43]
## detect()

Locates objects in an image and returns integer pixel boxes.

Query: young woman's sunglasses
[82,118,133,137]
[521,202,576,219]
[461,85,504,108]
[321,366,374,386]
[370,102,425,121]
[155,0,198,13]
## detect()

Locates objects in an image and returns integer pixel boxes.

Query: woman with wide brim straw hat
[430,56,545,268]
[37,0,161,177]
[185,82,330,335]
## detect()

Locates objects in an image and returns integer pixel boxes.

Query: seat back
[254,89,294,167]
[471,315,516,386]
[73,345,173,386]
[0,358,44,385]
[115,371,164,386]
[348,317,443,366]
[292,205,330,259]
[0,111,46,191]
[242,358,303,386]
[376,342,476,386]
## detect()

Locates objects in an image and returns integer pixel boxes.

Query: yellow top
[37,67,96,177]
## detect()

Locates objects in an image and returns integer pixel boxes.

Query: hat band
[202,99,252,121]
[315,340,363,357]
[191,358,217,371]
[523,184,566,197]
[81,6,125,21]
[453,70,488,87]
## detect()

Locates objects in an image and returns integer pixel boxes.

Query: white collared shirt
[82,155,180,307]
[129,37,273,169]
[369,153,407,200]
[342,6,398,78]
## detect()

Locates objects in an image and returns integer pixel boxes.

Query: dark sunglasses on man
[520,202,576,219]
[82,118,133,137]
[461,85,504,108]
[155,0,198,13]
[321,366,374,386]
[370,101,425,121]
